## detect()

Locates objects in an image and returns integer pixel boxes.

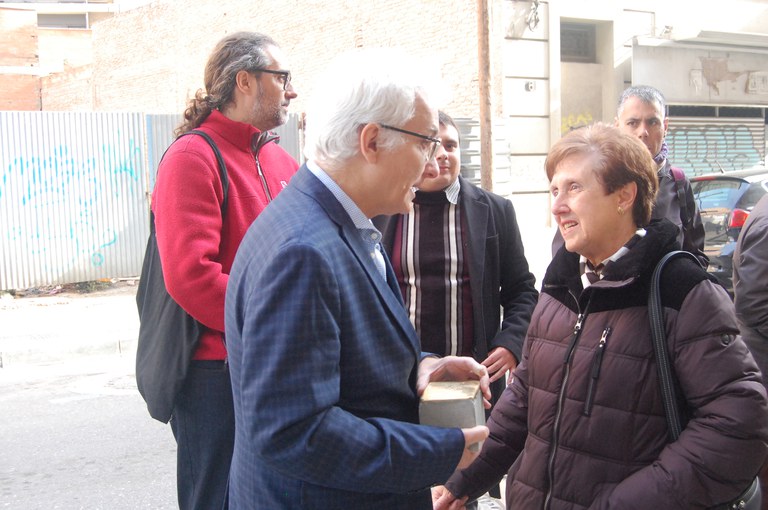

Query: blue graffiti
[1,134,140,277]
[667,125,763,175]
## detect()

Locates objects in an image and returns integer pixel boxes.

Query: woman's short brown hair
[545,122,658,226]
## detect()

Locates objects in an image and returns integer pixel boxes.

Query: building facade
[2,0,767,287]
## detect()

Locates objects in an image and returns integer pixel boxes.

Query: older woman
[435,123,768,509]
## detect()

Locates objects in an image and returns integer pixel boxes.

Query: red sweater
[152,110,298,359]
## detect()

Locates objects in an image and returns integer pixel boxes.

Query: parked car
[690,166,768,296]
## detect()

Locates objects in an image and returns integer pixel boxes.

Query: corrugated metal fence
[0,111,302,291]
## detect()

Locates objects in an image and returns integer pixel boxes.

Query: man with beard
[147,31,298,510]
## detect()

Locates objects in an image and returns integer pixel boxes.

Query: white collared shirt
[306,160,386,280]
[443,177,461,205]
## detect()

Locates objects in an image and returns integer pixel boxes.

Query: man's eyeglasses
[380,124,441,161]
[253,69,292,91]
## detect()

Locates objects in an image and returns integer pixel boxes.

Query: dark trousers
[170,361,234,510]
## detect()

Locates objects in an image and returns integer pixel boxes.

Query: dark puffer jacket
[445,219,768,509]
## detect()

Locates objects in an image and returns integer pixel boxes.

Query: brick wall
[0,9,37,66]
[0,8,40,110]
[46,0,500,118]
[41,65,94,110]
[0,75,40,110]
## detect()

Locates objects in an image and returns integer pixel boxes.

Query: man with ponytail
[150,31,298,510]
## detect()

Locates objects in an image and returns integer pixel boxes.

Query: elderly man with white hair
[224,48,491,509]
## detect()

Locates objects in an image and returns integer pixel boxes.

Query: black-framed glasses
[380,124,441,161]
[253,68,292,90]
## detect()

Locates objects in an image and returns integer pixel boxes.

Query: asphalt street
[0,285,178,509]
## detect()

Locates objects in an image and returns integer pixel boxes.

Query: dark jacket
[733,194,768,390]
[654,160,707,265]
[446,219,768,509]
[375,176,538,404]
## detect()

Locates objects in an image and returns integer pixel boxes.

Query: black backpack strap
[149,130,229,232]
[181,129,229,216]
[669,166,690,231]
[136,129,230,422]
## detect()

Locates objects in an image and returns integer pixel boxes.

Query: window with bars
[561,22,596,63]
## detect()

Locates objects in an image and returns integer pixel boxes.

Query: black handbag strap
[179,129,229,216]
[136,130,228,423]
[649,250,761,510]
[648,250,702,442]
[148,129,229,234]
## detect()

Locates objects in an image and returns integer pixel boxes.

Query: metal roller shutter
[666,117,765,176]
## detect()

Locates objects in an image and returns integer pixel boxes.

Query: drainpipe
[477,0,493,192]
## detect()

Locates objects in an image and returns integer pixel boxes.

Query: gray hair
[617,85,666,121]
[304,48,442,163]
[178,32,278,135]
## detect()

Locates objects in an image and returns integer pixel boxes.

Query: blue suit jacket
[225,165,465,509]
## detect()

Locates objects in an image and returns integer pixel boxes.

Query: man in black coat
[552,85,708,267]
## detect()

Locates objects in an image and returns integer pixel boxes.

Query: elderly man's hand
[433,485,468,510]
[457,425,489,469]
[417,356,491,407]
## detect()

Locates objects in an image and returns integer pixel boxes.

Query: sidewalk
[0,196,555,369]
[0,282,139,367]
